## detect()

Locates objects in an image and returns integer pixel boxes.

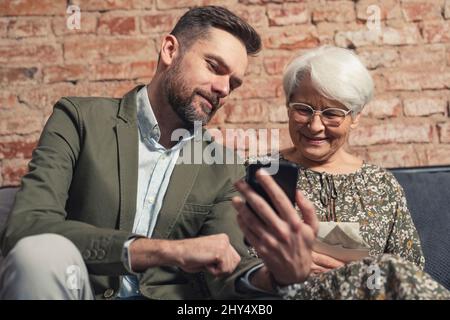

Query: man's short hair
[170,6,261,56]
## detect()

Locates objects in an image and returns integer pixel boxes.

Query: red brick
[239,0,292,4]
[424,145,450,165]
[422,20,450,43]
[447,46,450,66]
[224,99,268,123]
[89,61,157,81]
[438,123,450,143]
[0,135,38,159]
[445,0,450,19]
[76,81,137,98]
[404,97,447,116]
[0,0,65,16]
[382,24,421,45]
[0,108,44,135]
[356,0,402,21]
[263,25,319,50]
[335,28,382,48]
[7,18,52,38]
[17,83,78,114]
[0,41,62,64]
[70,0,118,10]
[384,68,450,91]
[43,65,87,84]
[63,36,156,62]
[268,101,289,123]
[234,5,268,28]
[312,1,356,23]
[277,126,293,152]
[207,108,227,126]
[365,144,422,168]
[398,44,446,68]
[0,19,7,37]
[0,67,39,85]
[98,13,137,35]
[267,3,309,26]
[0,92,17,110]
[52,13,98,36]
[1,158,30,186]
[140,12,181,34]
[315,22,357,44]
[349,122,433,146]
[156,0,230,10]
[357,47,399,70]
[361,96,402,119]
[233,76,282,100]
[401,1,442,22]
[20,82,138,115]
[245,55,263,76]
[263,51,296,75]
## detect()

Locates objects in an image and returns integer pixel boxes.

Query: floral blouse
[294,161,425,269]
[251,155,425,269]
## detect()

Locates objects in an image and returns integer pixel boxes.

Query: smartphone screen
[245,160,299,213]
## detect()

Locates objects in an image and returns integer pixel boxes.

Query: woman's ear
[350,113,361,129]
[159,34,180,67]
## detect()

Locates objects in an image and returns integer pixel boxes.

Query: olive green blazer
[0,85,261,299]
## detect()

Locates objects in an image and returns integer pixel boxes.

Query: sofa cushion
[390,166,450,290]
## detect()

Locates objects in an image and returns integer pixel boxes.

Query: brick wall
[1,0,450,186]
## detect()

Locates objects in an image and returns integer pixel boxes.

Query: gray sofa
[0,166,449,291]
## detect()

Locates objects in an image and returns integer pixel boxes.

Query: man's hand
[232,169,319,290]
[311,251,345,275]
[170,234,241,276]
[129,234,240,277]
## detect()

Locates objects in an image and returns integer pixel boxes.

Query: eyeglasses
[288,102,352,127]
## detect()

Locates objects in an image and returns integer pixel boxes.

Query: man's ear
[159,34,180,67]
[350,113,361,129]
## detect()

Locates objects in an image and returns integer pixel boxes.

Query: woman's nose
[308,113,325,132]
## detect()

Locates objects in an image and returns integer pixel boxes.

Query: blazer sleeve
[198,163,264,299]
[0,98,134,276]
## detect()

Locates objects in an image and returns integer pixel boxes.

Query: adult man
[0,6,316,299]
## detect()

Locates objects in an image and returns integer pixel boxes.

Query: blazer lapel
[115,85,143,232]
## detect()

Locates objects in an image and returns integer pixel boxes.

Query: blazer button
[83,249,91,259]
[97,249,106,260]
[103,288,115,299]
[90,249,97,259]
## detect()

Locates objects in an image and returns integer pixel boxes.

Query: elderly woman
[233,46,450,299]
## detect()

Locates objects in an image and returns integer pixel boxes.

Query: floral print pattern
[247,155,449,299]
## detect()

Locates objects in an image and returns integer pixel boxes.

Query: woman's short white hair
[283,46,374,115]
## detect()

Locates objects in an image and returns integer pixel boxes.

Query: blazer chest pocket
[182,203,213,215]
[174,203,214,237]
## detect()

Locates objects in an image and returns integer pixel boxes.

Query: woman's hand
[232,169,319,287]
[310,251,345,275]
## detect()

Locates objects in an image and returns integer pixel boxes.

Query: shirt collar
[136,86,195,148]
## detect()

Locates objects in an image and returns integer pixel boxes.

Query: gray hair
[282,46,374,115]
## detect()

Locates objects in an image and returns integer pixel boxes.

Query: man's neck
[147,81,186,149]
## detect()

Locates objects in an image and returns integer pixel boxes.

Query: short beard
[163,56,219,128]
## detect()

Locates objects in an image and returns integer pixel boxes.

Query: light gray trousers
[0,234,94,300]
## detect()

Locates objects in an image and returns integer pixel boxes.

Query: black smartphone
[245,160,299,214]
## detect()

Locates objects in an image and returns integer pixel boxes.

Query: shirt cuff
[122,237,141,275]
